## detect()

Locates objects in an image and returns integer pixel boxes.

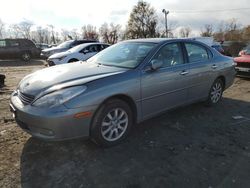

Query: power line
[170,7,250,14]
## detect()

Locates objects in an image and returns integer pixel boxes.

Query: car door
[80,45,98,61]
[141,42,189,119]
[0,40,8,59]
[184,42,215,102]
[6,40,20,58]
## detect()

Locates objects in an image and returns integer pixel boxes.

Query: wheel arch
[216,75,226,90]
[91,94,138,127]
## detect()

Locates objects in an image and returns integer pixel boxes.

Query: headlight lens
[32,86,87,108]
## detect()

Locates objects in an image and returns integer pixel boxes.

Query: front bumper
[10,93,97,141]
[235,66,250,78]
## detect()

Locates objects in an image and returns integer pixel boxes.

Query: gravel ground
[0,60,250,188]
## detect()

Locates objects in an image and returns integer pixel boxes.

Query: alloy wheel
[210,82,222,103]
[101,108,128,142]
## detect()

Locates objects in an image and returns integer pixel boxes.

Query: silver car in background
[10,39,235,146]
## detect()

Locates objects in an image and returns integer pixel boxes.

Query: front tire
[91,99,133,147]
[207,79,224,105]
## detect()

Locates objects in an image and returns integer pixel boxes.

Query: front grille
[237,62,250,68]
[17,90,35,105]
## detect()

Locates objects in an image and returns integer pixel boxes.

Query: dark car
[0,39,41,61]
[40,39,98,59]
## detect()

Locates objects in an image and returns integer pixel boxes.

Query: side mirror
[150,59,163,70]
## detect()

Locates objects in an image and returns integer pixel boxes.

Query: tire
[68,59,78,63]
[90,99,133,147]
[21,52,31,62]
[206,78,224,106]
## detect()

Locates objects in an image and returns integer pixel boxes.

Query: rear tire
[90,99,133,147]
[68,59,78,63]
[21,52,31,62]
[206,78,224,106]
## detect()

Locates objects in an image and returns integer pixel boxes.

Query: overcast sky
[1,0,250,35]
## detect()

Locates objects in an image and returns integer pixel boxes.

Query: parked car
[40,39,98,59]
[47,43,110,66]
[190,37,224,54]
[221,41,247,57]
[0,38,40,61]
[211,43,225,55]
[234,46,250,77]
[36,43,51,50]
[10,39,235,146]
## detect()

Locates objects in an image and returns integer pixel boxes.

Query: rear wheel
[206,79,224,105]
[91,99,133,147]
[21,52,31,62]
[68,59,78,63]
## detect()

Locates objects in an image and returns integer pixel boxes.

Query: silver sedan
[10,39,236,146]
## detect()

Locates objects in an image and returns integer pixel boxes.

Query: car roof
[72,42,109,49]
[123,38,211,44]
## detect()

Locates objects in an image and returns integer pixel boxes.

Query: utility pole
[162,9,169,38]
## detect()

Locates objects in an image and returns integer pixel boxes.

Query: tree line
[0,1,249,44]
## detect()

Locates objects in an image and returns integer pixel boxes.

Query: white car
[47,43,110,66]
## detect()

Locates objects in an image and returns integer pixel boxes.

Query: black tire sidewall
[91,99,133,147]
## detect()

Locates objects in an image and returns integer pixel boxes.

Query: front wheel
[207,79,224,105]
[91,99,133,147]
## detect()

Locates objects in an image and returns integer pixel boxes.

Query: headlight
[32,86,87,108]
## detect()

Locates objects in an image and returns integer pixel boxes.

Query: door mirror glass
[150,59,163,70]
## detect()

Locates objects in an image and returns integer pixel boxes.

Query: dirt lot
[0,60,250,188]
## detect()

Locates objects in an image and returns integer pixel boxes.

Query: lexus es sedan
[47,43,110,66]
[10,38,236,146]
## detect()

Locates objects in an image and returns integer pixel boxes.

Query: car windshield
[87,42,156,68]
[68,44,89,53]
[57,41,73,48]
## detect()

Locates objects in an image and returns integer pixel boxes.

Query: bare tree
[17,20,34,39]
[61,29,71,41]
[179,27,192,38]
[81,25,99,40]
[70,29,80,40]
[126,1,158,39]
[0,19,5,39]
[99,23,121,44]
[9,24,20,38]
[200,24,213,37]
[48,25,56,44]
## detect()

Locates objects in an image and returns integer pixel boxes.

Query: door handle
[212,64,218,69]
[180,70,189,75]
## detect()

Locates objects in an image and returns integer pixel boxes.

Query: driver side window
[152,43,184,68]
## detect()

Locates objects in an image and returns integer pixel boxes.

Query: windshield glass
[57,41,73,48]
[67,44,87,52]
[87,42,156,68]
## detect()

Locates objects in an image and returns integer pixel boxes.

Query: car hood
[18,62,127,97]
[234,55,250,63]
[49,51,73,59]
[42,47,67,53]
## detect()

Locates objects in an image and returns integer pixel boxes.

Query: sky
[1,0,250,36]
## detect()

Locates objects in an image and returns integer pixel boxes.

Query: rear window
[0,40,6,47]
[185,43,209,62]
